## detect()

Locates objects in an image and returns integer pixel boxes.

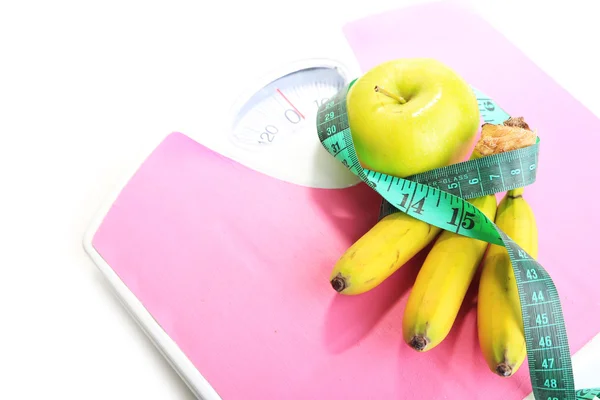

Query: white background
[1,0,599,399]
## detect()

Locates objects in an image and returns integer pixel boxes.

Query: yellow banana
[330,212,440,295]
[477,186,539,377]
[402,193,497,351]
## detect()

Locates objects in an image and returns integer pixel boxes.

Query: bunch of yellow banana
[328,116,539,377]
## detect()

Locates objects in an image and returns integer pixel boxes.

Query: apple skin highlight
[345,58,481,178]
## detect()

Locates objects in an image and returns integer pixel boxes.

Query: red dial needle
[276,88,305,119]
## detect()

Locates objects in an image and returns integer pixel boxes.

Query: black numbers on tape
[410,196,426,215]
[447,207,460,226]
[398,193,409,210]
[397,192,426,215]
[448,208,476,230]
[462,212,476,230]
[331,141,341,154]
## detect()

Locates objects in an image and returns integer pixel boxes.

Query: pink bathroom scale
[83,2,600,399]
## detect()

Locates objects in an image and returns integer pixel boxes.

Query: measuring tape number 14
[316,78,600,400]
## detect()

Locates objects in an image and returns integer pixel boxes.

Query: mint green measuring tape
[316,79,599,400]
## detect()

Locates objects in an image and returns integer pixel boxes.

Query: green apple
[346,58,480,178]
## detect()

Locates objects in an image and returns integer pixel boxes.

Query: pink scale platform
[84,2,600,399]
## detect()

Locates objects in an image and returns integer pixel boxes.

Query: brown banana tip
[409,336,429,352]
[495,363,512,377]
[330,275,347,293]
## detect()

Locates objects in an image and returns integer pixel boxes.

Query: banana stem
[507,187,524,198]
[496,363,512,377]
[330,274,346,292]
[409,336,429,352]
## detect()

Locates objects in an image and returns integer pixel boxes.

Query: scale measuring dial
[228,60,360,189]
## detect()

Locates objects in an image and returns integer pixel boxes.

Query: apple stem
[374,85,407,104]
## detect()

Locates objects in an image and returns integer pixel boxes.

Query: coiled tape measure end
[316,78,600,400]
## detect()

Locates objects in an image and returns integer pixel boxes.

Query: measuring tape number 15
[316,78,600,400]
